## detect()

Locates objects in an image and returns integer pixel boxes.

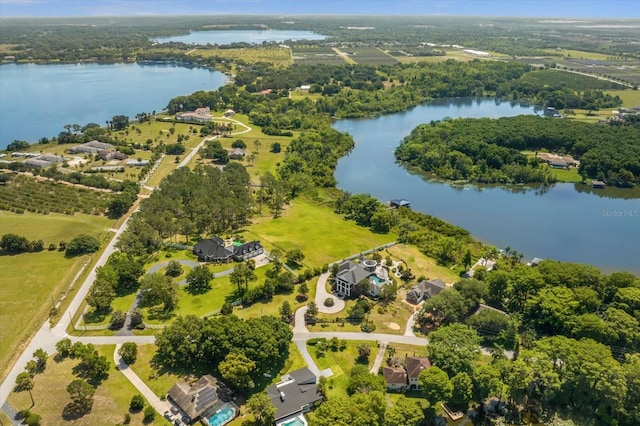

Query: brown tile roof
[382,366,407,385]
[167,375,219,421]
[406,356,431,379]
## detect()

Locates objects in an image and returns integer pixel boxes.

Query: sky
[0,0,638,19]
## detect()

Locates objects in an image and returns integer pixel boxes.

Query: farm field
[0,175,116,216]
[291,46,348,65]
[341,47,398,65]
[189,46,293,67]
[0,211,113,381]
[243,197,396,269]
[7,345,169,425]
[519,69,625,90]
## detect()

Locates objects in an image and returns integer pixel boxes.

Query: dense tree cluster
[396,115,640,186]
[116,164,252,256]
[154,315,292,381]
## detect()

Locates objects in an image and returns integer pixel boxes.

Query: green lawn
[8,346,168,425]
[386,244,459,283]
[0,211,114,381]
[604,90,640,108]
[308,340,379,398]
[549,167,583,183]
[244,198,396,269]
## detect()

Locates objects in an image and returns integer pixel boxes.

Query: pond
[154,29,326,45]
[0,62,228,148]
[334,98,640,274]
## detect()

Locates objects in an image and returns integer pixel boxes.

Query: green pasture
[0,211,113,381]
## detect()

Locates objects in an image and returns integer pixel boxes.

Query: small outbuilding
[390,199,411,208]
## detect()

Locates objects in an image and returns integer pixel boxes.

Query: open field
[544,48,614,61]
[0,211,113,381]
[244,197,396,269]
[7,346,169,425]
[308,340,378,398]
[189,46,293,67]
[604,90,640,107]
[292,46,349,65]
[386,244,460,284]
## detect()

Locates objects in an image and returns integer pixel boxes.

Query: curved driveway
[314,272,345,314]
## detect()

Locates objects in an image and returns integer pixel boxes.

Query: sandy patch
[386,322,401,330]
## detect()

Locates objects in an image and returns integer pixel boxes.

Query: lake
[0,62,228,148]
[154,30,325,45]
[334,98,640,275]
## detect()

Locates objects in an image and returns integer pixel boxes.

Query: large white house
[335,259,390,297]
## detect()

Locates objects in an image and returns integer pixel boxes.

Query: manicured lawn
[308,299,413,335]
[307,340,379,398]
[545,48,611,61]
[386,343,428,359]
[129,344,183,398]
[549,167,583,183]
[386,244,460,284]
[0,211,113,381]
[244,198,396,269]
[8,346,168,425]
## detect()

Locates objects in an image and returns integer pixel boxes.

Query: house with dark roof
[406,278,446,304]
[266,367,323,424]
[193,237,263,263]
[382,356,432,391]
[335,259,390,298]
[167,375,220,424]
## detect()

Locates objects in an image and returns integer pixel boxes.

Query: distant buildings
[24,154,66,168]
[69,140,114,155]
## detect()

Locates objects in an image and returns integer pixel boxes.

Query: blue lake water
[154,30,325,45]
[0,62,228,147]
[334,98,640,274]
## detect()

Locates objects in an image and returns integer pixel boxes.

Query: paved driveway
[314,272,345,313]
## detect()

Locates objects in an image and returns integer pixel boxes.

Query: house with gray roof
[406,278,446,305]
[266,367,323,424]
[335,259,390,298]
[167,375,220,424]
[193,236,263,263]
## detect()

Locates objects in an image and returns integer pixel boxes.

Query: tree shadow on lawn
[83,308,110,324]
[62,400,93,421]
[146,306,177,322]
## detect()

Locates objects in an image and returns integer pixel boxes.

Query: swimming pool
[207,406,235,426]
[280,416,306,426]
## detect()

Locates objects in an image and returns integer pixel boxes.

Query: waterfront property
[176,107,213,123]
[193,236,264,263]
[406,278,447,304]
[335,259,390,298]
[69,140,114,154]
[266,368,323,424]
[382,356,432,391]
[390,199,411,208]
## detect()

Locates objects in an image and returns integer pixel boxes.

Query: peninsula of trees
[395,115,640,186]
